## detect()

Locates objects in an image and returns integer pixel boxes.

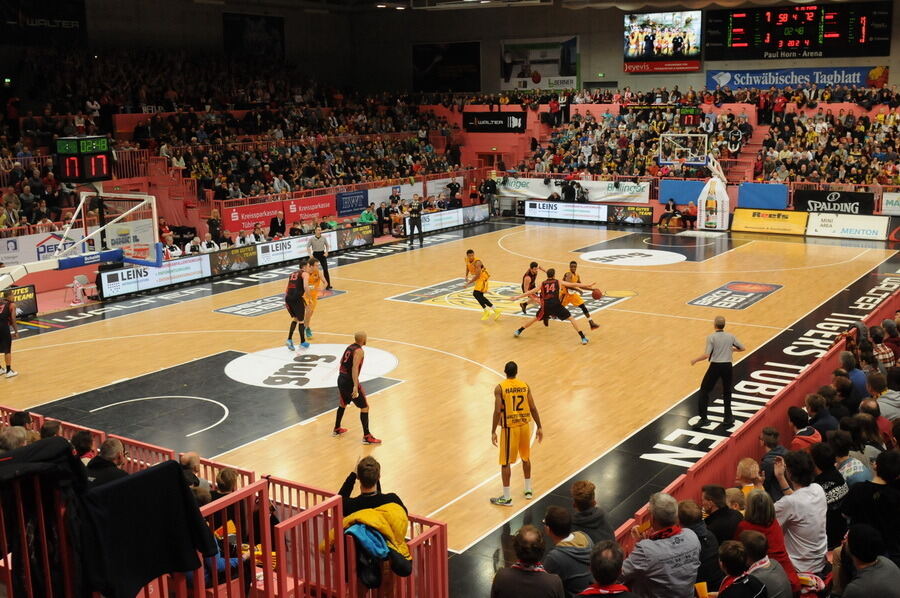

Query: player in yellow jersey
[465,259,501,321]
[464,248,479,281]
[304,257,325,338]
[561,261,599,330]
[490,361,543,506]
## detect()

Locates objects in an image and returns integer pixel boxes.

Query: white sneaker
[5,369,18,378]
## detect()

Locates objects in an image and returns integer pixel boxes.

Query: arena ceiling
[237,0,855,11]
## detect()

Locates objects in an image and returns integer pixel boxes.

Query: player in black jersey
[0,291,18,378]
[519,261,543,315]
[285,262,310,350]
[511,268,596,345]
[333,331,381,444]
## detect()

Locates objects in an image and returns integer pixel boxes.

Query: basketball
[591,289,603,300]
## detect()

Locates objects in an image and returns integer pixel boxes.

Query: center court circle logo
[225,344,399,389]
[579,249,686,266]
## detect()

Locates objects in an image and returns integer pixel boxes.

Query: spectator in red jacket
[788,406,821,451]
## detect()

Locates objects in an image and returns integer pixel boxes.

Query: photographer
[561,180,577,203]
[547,192,562,202]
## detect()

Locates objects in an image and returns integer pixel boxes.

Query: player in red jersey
[511,268,596,345]
[333,331,381,444]
[285,261,310,350]
[519,261,543,315]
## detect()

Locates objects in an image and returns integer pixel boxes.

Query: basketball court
[5,218,900,591]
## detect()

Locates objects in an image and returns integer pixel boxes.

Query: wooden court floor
[5,222,895,551]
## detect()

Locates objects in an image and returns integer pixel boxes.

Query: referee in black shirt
[408,196,424,247]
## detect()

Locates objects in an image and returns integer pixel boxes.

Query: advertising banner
[283,195,336,223]
[501,37,579,91]
[101,255,212,298]
[6,285,37,319]
[607,205,654,226]
[806,213,889,241]
[210,245,259,276]
[0,0,86,46]
[732,208,808,235]
[500,178,651,203]
[413,42,481,93]
[793,190,875,215]
[688,282,783,310]
[706,66,889,90]
[338,225,374,250]
[223,201,284,234]
[336,190,369,217]
[737,183,789,210]
[0,227,94,266]
[524,201,608,222]
[882,192,900,216]
[463,112,527,133]
[256,237,308,266]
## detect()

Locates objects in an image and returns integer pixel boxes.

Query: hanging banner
[500,178,651,203]
[223,201,284,234]
[793,190,875,215]
[283,195,336,223]
[707,66,889,90]
[336,190,369,217]
[732,208,808,235]
[463,112,527,133]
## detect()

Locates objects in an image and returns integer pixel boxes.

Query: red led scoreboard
[705,2,892,61]
[55,136,113,183]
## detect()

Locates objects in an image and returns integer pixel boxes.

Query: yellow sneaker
[481,310,491,321]
[493,308,502,321]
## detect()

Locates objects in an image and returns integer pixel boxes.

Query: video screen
[624,11,702,61]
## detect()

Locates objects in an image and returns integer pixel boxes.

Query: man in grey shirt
[307,227,332,289]
[842,524,900,598]
[621,492,700,598]
[739,530,792,598]
[690,316,745,427]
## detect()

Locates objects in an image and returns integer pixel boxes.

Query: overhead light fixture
[376,3,386,6]
[395,5,405,8]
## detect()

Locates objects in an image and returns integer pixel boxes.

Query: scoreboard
[55,136,113,183]
[705,2,892,61]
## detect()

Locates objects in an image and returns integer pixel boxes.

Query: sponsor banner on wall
[402,205,489,236]
[210,245,259,276]
[707,66,889,90]
[625,60,701,73]
[806,212,889,241]
[607,205,654,226]
[463,112,527,133]
[793,190,875,215]
[337,225,374,250]
[413,42,481,93]
[7,285,38,319]
[658,180,706,205]
[524,201,609,222]
[223,201,284,234]
[689,282,783,310]
[0,0,86,46]
[283,195,336,223]
[336,190,369,217]
[101,255,213,298]
[501,37,579,91]
[0,228,95,266]
[882,192,900,216]
[732,208,808,235]
[256,237,309,266]
[501,178,651,203]
[624,11,702,74]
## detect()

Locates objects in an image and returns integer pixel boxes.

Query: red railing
[614,288,900,553]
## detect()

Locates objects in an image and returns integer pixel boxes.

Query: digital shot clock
[55,135,113,183]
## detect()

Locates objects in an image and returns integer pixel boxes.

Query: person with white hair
[183,236,203,255]
[621,492,701,597]
[199,233,219,253]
